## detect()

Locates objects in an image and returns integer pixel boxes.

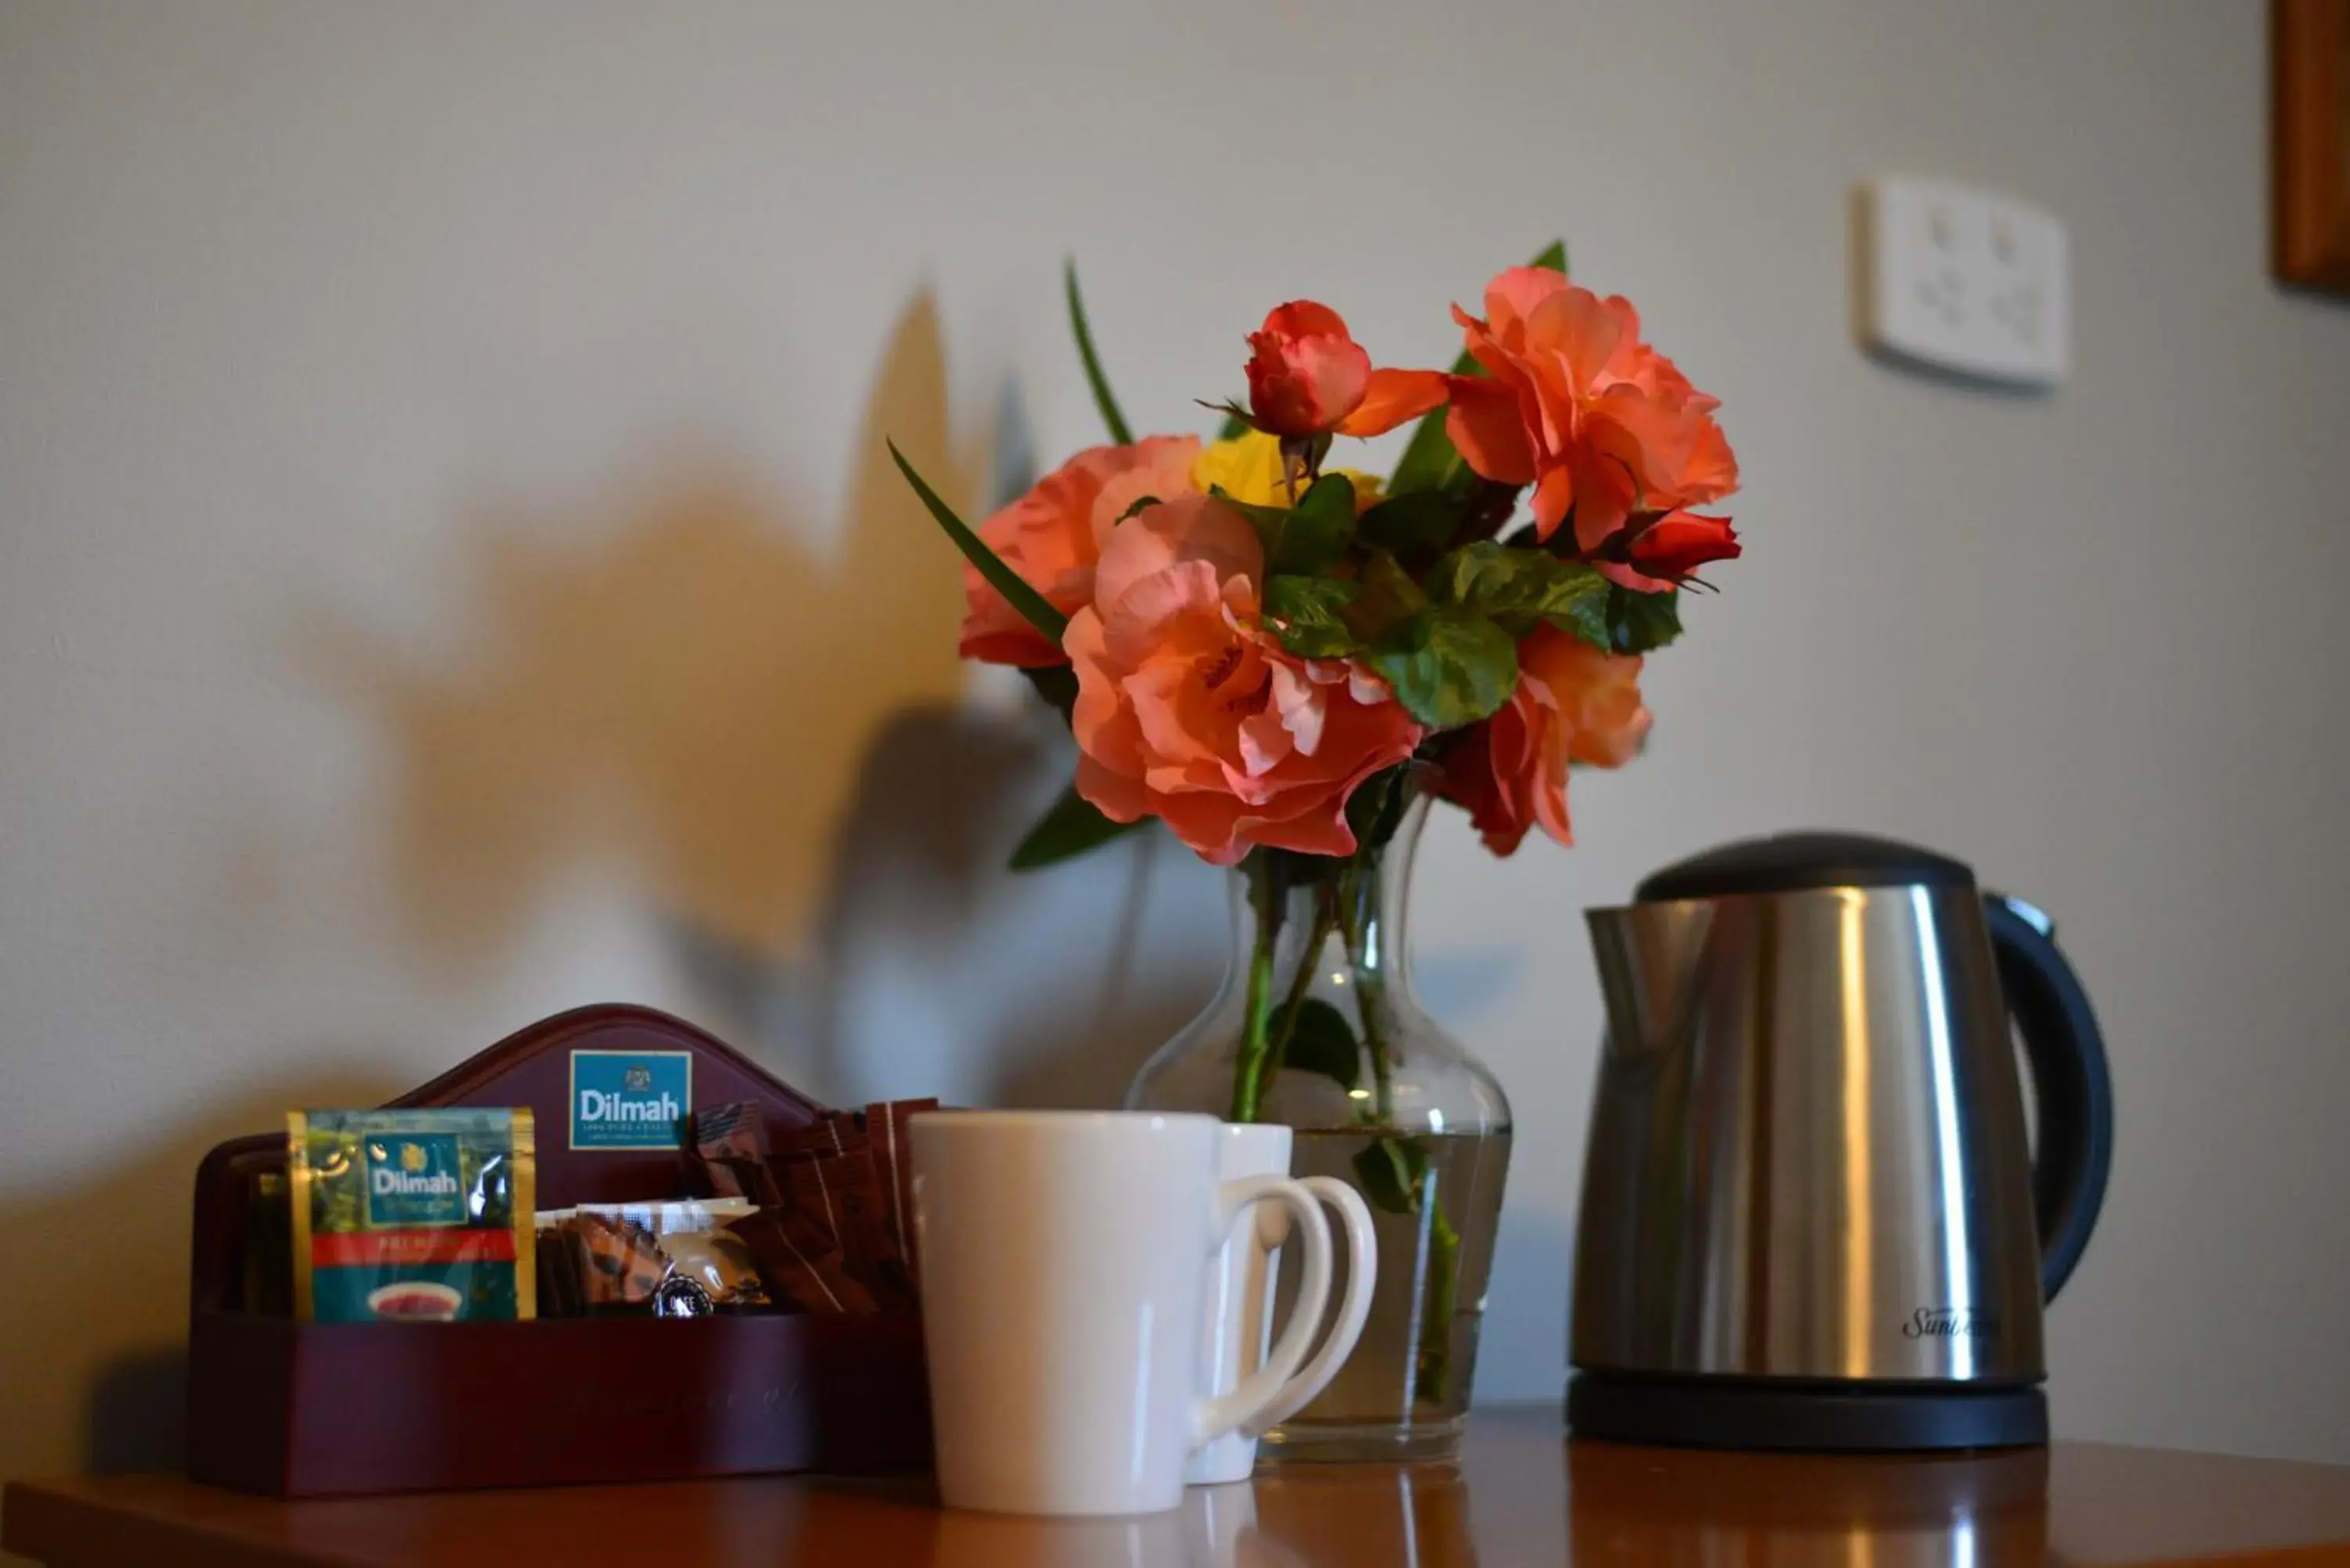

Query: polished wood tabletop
[10,1404,2350,1567]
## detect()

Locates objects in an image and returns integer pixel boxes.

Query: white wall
[4,0,2347,1490]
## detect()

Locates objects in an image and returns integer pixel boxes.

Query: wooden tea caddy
[185,1005,931,1496]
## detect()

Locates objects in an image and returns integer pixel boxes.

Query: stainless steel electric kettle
[1567,831,2113,1451]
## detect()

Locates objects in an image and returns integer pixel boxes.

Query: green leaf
[1008,783,1143,872]
[1255,844,1337,889]
[1386,378,1472,499]
[888,441,1067,644]
[1607,585,1683,654]
[1263,575,1361,659]
[1278,999,1360,1091]
[1529,238,1568,275]
[1424,540,1527,614]
[1228,473,1357,576]
[1065,260,1133,446]
[1339,550,1429,645]
[1356,490,1462,561]
[1538,563,1613,647]
[1344,763,1413,854]
[1112,493,1162,526]
[1365,607,1520,729]
[1215,410,1250,442]
[1386,324,1486,498]
[1289,474,1358,564]
[1426,544,1611,641]
[1019,664,1079,722]
[1352,1135,1430,1216]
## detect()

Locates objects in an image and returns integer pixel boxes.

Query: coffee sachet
[866,1099,937,1289]
[563,1212,671,1311]
[726,1206,877,1315]
[692,1100,785,1208]
[538,1201,775,1317]
[783,1133,908,1308]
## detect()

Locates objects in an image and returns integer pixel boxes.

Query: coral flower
[1245,302,1448,440]
[1065,494,1423,864]
[1434,626,1650,855]
[957,436,1201,667]
[1444,267,1737,555]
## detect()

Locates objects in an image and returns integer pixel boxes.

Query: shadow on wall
[303,290,980,970]
[301,286,1211,1104]
[0,1066,405,1487]
[978,831,1229,1114]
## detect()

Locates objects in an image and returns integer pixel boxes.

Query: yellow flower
[1340,469,1387,510]
[1191,431,1288,505]
[1191,431,1386,512]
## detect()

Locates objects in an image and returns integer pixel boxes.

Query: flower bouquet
[891,244,1739,1455]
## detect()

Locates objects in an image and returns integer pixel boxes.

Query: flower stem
[1333,850,1452,1404]
[1266,893,1337,1075]
[1361,971,1396,1123]
[1227,858,1282,1122]
[1332,861,1396,1123]
[1415,1204,1462,1404]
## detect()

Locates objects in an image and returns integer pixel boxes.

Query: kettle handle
[1983,893,2114,1303]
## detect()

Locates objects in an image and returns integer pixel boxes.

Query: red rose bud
[1245,301,1447,439]
[1598,511,1741,592]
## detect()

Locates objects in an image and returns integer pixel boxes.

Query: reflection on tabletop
[1565,1440,2051,1568]
[27,1411,2350,1566]
[918,1435,2052,1568]
[921,1465,1465,1568]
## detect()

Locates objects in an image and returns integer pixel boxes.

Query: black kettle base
[1567,1370,2048,1452]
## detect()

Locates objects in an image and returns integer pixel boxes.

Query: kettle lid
[1636,830,1977,901]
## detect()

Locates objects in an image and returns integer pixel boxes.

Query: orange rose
[1065,494,1423,865]
[1444,267,1737,555]
[958,436,1202,667]
[1435,626,1650,856]
[1245,302,1448,440]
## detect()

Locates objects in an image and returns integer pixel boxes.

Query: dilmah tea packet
[288,1107,537,1322]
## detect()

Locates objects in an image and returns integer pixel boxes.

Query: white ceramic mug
[910,1110,1337,1516]
[1187,1123,1376,1485]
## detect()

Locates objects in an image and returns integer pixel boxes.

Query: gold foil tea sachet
[287,1108,537,1323]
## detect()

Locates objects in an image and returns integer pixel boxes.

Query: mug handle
[1241,1175,1376,1437]
[1191,1176,1332,1446]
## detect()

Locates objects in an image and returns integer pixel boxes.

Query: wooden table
[10,1404,2350,1566]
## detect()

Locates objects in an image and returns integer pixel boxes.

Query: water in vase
[1259,1127,1513,1462]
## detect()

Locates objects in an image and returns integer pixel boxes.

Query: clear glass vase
[1125,787,1513,1463]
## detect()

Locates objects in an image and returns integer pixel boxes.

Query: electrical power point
[1856,178,2070,387]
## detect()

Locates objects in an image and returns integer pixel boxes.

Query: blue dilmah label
[567,1050,693,1151]
[363,1132,466,1227]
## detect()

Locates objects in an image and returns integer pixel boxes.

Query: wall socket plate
[1857,178,2070,386]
